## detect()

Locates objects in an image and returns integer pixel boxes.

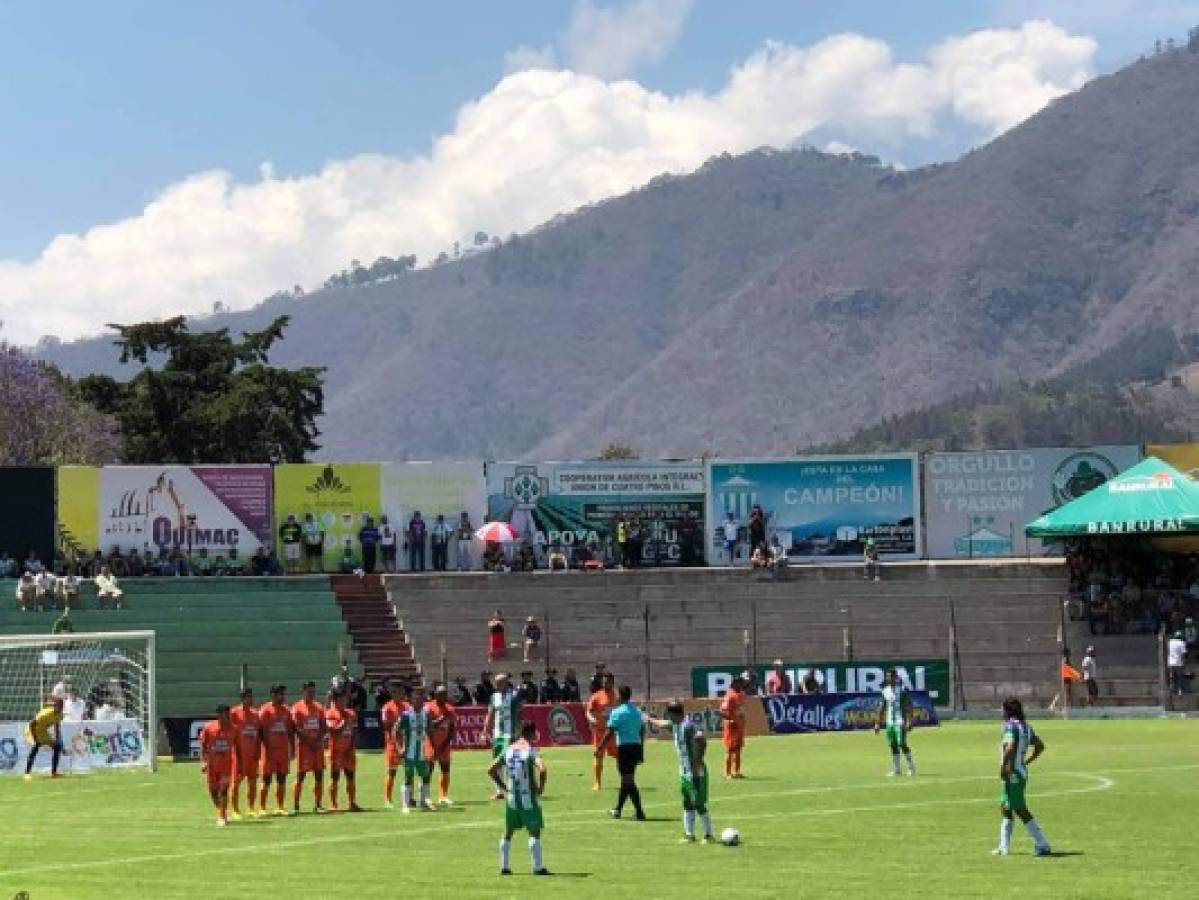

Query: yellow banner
[273,463,382,569]
[1145,445,1199,552]
[56,466,100,558]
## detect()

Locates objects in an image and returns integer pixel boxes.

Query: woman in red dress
[487,609,507,661]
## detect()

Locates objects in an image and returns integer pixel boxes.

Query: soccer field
[1,720,1195,899]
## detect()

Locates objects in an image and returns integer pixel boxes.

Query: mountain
[40,48,1199,461]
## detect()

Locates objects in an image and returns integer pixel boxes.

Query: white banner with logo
[924,446,1141,558]
[0,718,151,774]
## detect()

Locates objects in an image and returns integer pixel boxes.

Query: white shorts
[284,543,301,561]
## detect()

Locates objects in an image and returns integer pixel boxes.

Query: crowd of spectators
[1064,539,1199,637]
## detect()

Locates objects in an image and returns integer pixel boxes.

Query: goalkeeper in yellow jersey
[25,696,65,779]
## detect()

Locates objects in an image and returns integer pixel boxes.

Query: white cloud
[562,0,694,79]
[0,21,1096,342]
[504,43,559,74]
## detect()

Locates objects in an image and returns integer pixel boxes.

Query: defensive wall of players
[2,442,1197,573]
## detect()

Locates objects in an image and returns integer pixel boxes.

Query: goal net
[0,631,157,774]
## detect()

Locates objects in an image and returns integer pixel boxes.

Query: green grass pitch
[1,720,1196,899]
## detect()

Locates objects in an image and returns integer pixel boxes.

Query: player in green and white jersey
[486,720,550,876]
[396,684,435,813]
[649,701,714,844]
[994,698,1051,857]
[482,673,522,799]
[873,668,916,776]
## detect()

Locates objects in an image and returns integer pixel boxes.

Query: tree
[77,316,324,464]
[0,344,121,465]
[595,443,638,460]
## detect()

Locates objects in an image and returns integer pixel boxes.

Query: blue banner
[761,691,940,734]
[707,455,920,561]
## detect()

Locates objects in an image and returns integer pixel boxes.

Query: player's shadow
[633,816,674,823]
[509,873,591,879]
[1043,851,1084,858]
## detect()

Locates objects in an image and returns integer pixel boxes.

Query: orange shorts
[722,725,744,751]
[206,768,232,792]
[429,743,452,766]
[385,742,401,770]
[261,752,290,777]
[232,749,259,780]
[297,747,326,774]
[592,729,617,758]
[329,750,356,773]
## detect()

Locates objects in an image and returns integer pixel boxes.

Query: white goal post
[0,630,157,774]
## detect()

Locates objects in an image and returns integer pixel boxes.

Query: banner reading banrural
[706,456,920,561]
[925,446,1140,558]
[273,463,382,569]
[486,461,706,565]
[98,465,272,557]
[691,659,951,706]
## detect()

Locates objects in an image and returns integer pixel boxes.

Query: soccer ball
[720,827,741,846]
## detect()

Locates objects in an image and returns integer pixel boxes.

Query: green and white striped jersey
[491,690,521,741]
[399,708,429,761]
[1001,719,1035,778]
[504,743,541,809]
[670,720,703,778]
[880,684,910,728]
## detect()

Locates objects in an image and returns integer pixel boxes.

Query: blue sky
[2,0,1196,340]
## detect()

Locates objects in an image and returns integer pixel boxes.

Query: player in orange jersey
[258,684,294,815]
[291,680,327,814]
[425,682,458,806]
[325,688,362,812]
[586,672,618,790]
[200,704,237,827]
[380,682,411,809]
[228,688,262,819]
[719,675,748,779]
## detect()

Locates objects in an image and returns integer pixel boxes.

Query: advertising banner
[56,465,100,558]
[449,703,593,750]
[762,691,939,734]
[273,463,382,570]
[487,461,706,566]
[643,698,770,740]
[1147,443,1199,479]
[97,465,272,558]
[706,455,920,563]
[691,659,951,707]
[0,718,150,774]
[925,446,1140,558]
[381,461,487,570]
[0,466,55,569]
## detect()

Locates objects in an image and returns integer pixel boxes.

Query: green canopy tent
[1025,456,1199,538]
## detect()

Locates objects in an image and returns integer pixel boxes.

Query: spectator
[346,671,368,717]
[721,513,739,566]
[626,517,642,568]
[515,542,535,573]
[482,541,504,572]
[488,609,507,661]
[36,570,56,609]
[589,663,608,695]
[541,668,562,703]
[86,549,104,577]
[451,675,473,707]
[15,571,38,611]
[1168,631,1187,696]
[678,511,700,567]
[374,676,394,711]
[582,542,605,571]
[338,546,357,574]
[518,671,540,705]
[615,516,630,568]
[740,669,761,697]
[455,512,474,571]
[95,565,125,609]
[251,547,271,576]
[126,548,145,577]
[63,684,87,721]
[473,671,494,705]
[547,544,568,572]
[57,572,80,609]
[750,546,769,570]
[765,660,792,695]
[0,549,15,577]
[768,535,788,578]
[430,514,452,572]
[522,616,542,663]
[358,516,381,574]
[279,513,303,573]
[51,607,73,635]
[378,515,398,573]
[108,547,129,577]
[1186,617,1198,652]
[863,539,881,582]
[24,550,45,575]
[193,547,212,576]
[1081,646,1099,706]
[407,511,427,572]
[800,668,822,694]
[303,512,325,573]
[561,667,581,702]
[748,505,766,558]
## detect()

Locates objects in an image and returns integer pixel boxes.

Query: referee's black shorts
[616,743,643,776]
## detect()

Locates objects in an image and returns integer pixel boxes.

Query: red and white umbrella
[475,522,520,543]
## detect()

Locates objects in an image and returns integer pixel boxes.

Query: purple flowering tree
[0,343,122,465]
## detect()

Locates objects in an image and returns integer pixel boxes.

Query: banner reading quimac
[707,455,920,562]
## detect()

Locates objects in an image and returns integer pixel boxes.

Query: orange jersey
[290,700,326,750]
[325,705,357,755]
[229,705,262,758]
[587,689,617,727]
[720,689,746,730]
[258,701,294,757]
[200,720,236,773]
[424,700,457,750]
[381,699,411,744]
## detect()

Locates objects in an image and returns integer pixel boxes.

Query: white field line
[2,764,1194,878]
